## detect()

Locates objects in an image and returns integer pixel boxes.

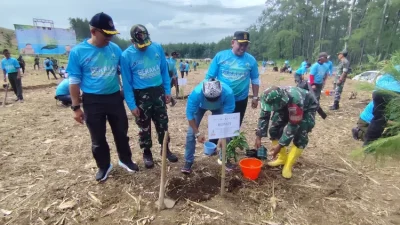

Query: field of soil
[1,67,400,225]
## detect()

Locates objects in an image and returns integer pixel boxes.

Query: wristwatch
[195,132,201,138]
[252,96,259,100]
[71,105,81,111]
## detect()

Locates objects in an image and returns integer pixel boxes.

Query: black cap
[232,31,250,43]
[337,50,348,57]
[171,51,179,56]
[89,12,119,35]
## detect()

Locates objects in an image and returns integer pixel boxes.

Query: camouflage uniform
[134,86,169,150]
[256,86,318,149]
[332,57,350,108]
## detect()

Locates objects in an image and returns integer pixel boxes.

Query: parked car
[266,60,275,65]
[352,70,380,83]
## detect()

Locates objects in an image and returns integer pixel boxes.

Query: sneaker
[181,162,193,174]
[118,160,139,173]
[143,151,154,169]
[95,164,113,182]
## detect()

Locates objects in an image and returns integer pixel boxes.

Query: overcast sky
[0,0,266,44]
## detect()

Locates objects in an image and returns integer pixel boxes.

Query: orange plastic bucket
[325,89,330,96]
[239,158,263,180]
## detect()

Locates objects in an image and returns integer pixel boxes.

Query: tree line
[69,0,400,65]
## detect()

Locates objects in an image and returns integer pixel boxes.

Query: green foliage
[226,132,249,162]
[354,82,375,92]
[3,33,12,47]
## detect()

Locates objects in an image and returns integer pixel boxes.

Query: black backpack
[45,60,50,67]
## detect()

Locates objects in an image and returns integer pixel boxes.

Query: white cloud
[149,0,265,8]
[158,13,246,30]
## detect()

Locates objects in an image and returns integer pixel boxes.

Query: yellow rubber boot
[267,140,287,167]
[282,145,303,179]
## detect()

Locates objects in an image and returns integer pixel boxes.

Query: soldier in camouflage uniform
[120,24,178,169]
[254,86,318,179]
[330,50,350,110]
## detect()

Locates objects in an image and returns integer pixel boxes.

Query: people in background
[165,52,177,106]
[120,24,178,169]
[185,61,190,76]
[17,55,25,74]
[309,52,329,102]
[181,78,235,174]
[180,60,185,78]
[59,66,66,77]
[294,63,311,84]
[1,49,24,102]
[34,55,40,70]
[192,61,197,71]
[330,50,350,110]
[51,57,59,71]
[44,57,58,80]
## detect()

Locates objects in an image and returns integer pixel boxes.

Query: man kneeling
[55,74,71,106]
[181,78,235,174]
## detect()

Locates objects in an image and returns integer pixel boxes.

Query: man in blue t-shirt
[55,75,72,106]
[1,49,23,102]
[294,63,311,84]
[165,52,177,106]
[309,52,329,101]
[181,79,235,174]
[44,57,58,80]
[120,24,178,169]
[205,31,260,126]
[67,12,139,182]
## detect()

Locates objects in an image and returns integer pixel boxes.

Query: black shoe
[171,98,177,107]
[143,151,154,169]
[162,148,178,162]
[118,160,139,172]
[330,101,339,110]
[352,128,359,140]
[95,164,113,182]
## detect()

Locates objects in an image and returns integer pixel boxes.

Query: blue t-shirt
[120,42,171,110]
[185,63,190,72]
[1,58,20,74]
[295,66,307,76]
[205,49,259,101]
[67,40,122,95]
[324,61,333,76]
[309,62,329,84]
[300,61,307,68]
[167,58,178,78]
[375,65,400,93]
[360,101,374,124]
[186,81,235,120]
[44,59,53,70]
[55,78,70,96]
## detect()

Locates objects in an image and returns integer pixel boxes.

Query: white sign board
[178,78,187,86]
[208,113,240,139]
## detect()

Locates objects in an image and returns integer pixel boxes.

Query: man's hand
[338,77,344,85]
[165,94,171,104]
[254,136,262,149]
[269,144,282,158]
[311,84,316,90]
[251,98,258,109]
[217,139,223,149]
[17,75,21,79]
[196,134,206,143]
[131,108,140,117]
[73,109,85,124]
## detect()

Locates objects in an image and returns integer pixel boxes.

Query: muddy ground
[1,67,400,225]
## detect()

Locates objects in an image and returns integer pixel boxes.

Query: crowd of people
[2,11,399,182]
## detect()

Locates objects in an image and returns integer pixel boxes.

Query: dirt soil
[1,67,400,225]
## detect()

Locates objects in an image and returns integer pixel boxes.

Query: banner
[13,24,77,55]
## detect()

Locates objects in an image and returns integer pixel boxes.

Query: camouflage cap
[260,86,289,112]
